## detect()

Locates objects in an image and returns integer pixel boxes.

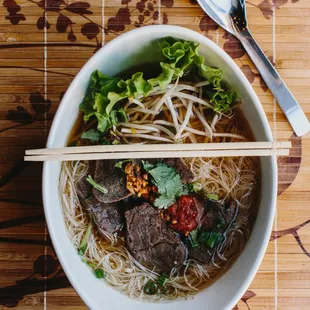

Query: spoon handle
[236,28,310,137]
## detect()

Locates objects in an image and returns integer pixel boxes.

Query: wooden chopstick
[25,141,291,155]
[24,141,291,162]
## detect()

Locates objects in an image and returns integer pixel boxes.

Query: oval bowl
[43,25,277,310]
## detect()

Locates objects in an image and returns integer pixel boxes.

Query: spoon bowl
[197,0,247,34]
[197,0,310,137]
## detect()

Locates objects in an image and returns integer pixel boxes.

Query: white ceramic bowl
[43,25,277,310]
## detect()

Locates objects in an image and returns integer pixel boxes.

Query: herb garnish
[157,273,168,287]
[86,175,107,194]
[143,273,169,295]
[145,161,188,209]
[206,193,219,201]
[94,268,105,279]
[144,280,158,295]
[199,231,223,249]
[142,160,155,172]
[189,229,199,248]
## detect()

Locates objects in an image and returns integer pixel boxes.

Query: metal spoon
[197,0,310,137]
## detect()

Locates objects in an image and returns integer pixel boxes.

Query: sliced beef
[143,158,194,183]
[83,196,123,234]
[134,243,186,272]
[163,158,194,183]
[189,245,212,264]
[125,203,187,273]
[76,161,96,199]
[76,176,92,199]
[219,202,235,225]
[77,176,123,234]
[193,194,206,224]
[93,160,132,203]
[200,200,235,231]
[189,199,236,264]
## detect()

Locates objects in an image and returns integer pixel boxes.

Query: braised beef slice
[163,158,194,183]
[200,200,235,231]
[219,202,235,224]
[189,199,236,264]
[76,176,92,200]
[84,196,123,234]
[188,245,212,264]
[76,162,96,199]
[125,203,187,273]
[144,158,194,183]
[93,160,132,203]
[77,176,123,234]
[193,194,206,224]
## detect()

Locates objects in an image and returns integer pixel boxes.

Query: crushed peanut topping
[124,162,157,200]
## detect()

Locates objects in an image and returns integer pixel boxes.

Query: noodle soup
[59,36,260,301]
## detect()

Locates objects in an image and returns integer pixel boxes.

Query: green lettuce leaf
[159,37,238,111]
[205,88,238,113]
[79,37,238,133]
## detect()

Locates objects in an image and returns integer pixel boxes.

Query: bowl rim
[43,24,277,310]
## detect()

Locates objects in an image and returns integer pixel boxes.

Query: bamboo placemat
[0,0,309,309]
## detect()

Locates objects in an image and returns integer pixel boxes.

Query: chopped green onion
[86,175,107,194]
[192,182,203,192]
[189,229,199,248]
[144,280,158,295]
[206,193,219,201]
[87,262,97,268]
[157,273,168,287]
[217,217,226,228]
[94,268,105,278]
[199,231,210,244]
[206,231,223,248]
[199,231,223,248]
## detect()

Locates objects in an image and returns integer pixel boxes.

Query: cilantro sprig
[143,161,188,209]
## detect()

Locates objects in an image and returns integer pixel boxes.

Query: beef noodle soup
[59,37,260,301]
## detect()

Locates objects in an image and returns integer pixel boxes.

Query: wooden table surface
[0,0,309,309]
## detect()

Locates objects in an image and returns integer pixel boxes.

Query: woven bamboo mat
[0,0,309,309]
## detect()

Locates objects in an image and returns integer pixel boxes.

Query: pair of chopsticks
[24,141,291,162]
